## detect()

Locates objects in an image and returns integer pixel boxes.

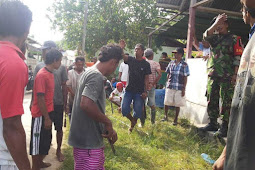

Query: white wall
[179,58,209,125]
[124,46,176,62]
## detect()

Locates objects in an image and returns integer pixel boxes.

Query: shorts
[0,165,18,170]
[50,105,64,131]
[147,88,155,107]
[121,90,144,119]
[111,96,121,105]
[121,81,127,87]
[164,89,186,107]
[73,147,105,170]
[30,114,53,156]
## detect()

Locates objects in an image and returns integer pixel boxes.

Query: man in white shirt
[118,53,129,87]
[66,57,85,120]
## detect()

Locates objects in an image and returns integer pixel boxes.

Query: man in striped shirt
[141,48,161,124]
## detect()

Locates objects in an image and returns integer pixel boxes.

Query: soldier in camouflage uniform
[200,13,242,137]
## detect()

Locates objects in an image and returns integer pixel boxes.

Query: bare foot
[41,162,51,168]
[118,107,121,113]
[129,119,137,133]
[57,150,65,162]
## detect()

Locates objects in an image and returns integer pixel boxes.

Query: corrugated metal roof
[156,0,242,12]
[158,13,249,44]
[157,0,182,6]
[155,0,249,45]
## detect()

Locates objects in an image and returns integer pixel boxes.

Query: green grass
[60,101,224,170]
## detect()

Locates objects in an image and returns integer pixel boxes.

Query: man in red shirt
[30,49,62,170]
[0,1,32,170]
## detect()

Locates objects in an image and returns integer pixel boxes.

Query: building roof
[155,0,250,45]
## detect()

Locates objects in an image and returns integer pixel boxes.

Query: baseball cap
[144,48,154,57]
[41,40,57,50]
[116,82,124,88]
[172,47,184,55]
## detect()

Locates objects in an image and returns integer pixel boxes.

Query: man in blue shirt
[162,47,190,125]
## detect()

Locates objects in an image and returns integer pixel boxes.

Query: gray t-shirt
[53,65,68,105]
[68,66,106,149]
[34,62,68,105]
[33,62,45,76]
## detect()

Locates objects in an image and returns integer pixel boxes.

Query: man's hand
[109,130,118,144]
[203,55,209,61]
[102,121,114,139]
[102,122,118,144]
[215,13,228,26]
[141,92,148,100]
[231,75,237,85]
[119,40,126,49]
[71,93,75,98]
[181,89,185,97]
[212,155,225,170]
[29,104,32,111]
[44,117,52,130]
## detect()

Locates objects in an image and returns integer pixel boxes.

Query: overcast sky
[21,0,63,44]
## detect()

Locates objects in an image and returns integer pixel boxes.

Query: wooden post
[82,1,88,58]
[148,35,152,48]
[186,0,196,60]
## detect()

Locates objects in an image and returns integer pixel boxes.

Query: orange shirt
[31,67,54,117]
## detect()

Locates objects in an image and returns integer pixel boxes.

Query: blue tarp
[155,89,165,108]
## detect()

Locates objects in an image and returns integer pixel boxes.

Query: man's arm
[144,75,149,91]
[66,71,74,97]
[206,13,227,36]
[153,69,162,86]
[193,35,200,51]
[67,86,75,97]
[118,72,122,81]
[3,116,31,170]
[62,82,68,110]
[231,66,239,85]
[213,146,226,170]
[182,76,187,97]
[30,65,40,110]
[141,75,149,99]
[80,96,117,143]
[37,95,52,129]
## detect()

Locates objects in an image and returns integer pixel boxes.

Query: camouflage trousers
[207,77,234,123]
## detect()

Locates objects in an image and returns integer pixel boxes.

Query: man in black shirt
[121,44,151,132]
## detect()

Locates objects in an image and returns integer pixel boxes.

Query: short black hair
[0,0,32,37]
[75,57,85,62]
[124,53,129,56]
[135,43,145,51]
[99,44,123,62]
[45,49,63,65]
[162,52,168,56]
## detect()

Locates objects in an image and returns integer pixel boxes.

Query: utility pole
[81,1,88,58]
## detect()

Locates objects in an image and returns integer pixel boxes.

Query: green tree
[48,0,166,57]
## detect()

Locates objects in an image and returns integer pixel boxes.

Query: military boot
[199,120,218,132]
[214,121,228,137]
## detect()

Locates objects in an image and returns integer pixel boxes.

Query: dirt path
[23,91,62,170]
